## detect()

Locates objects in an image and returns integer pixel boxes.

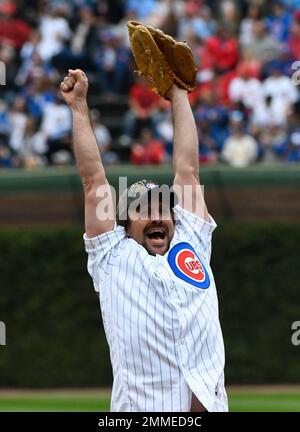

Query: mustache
[143,221,169,235]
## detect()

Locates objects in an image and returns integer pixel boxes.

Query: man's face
[126,200,175,256]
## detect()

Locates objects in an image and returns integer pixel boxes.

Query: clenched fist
[60,69,88,108]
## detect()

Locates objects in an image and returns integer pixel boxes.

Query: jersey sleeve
[83,224,126,292]
[173,204,217,262]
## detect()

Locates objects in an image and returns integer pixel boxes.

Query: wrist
[70,99,89,114]
[167,84,188,101]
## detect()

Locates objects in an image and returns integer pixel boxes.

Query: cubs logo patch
[168,242,210,289]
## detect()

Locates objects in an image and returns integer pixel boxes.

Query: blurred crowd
[1,0,300,168]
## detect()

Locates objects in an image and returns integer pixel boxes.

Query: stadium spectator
[121,77,160,145]
[0,0,300,168]
[266,1,292,44]
[19,29,41,65]
[130,127,166,164]
[15,51,58,88]
[244,19,280,64]
[281,0,300,9]
[94,30,131,97]
[287,132,300,161]
[228,63,263,110]
[22,75,56,120]
[288,10,300,59]
[222,111,259,167]
[219,0,240,33]
[21,116,47,167]
[8,95,28,154]
[285,103,300,162]
[197,113,219,164]
[52,5,99,72]
[155,99,173,157]
[125,0,158,20]
[202,22,239,73]
[177,2,215,42]
[0,143,18,168]
[0,42,18,95]
[145,0,184,31]
[195,88,229,152]
[41,92,72,165]
[251,95,288,128]
[0,1,31,49]
[36,3,71,61]
[257,124,288,161]
[239,3,263,47]
[91,109,119,165]
[262,61,299,118]
[0,100,10,148]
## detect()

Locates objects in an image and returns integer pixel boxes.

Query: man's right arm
[60,69,114,237]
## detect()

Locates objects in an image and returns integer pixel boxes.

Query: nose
[150,219,161,225]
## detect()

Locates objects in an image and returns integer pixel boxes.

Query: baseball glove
[127,21,197,98]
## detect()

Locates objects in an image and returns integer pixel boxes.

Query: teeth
[146,227,166,240]
[147,229,164,235]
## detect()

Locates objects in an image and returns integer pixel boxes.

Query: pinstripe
[144,274,155,411]
[128,252,147,408]
[170,231,184,410]
[176,214,223,377]
[121,247,135,410]
[160,285,174,410]
[114,236,124,403]
[190,290,220,383]
[153,288,164,410]
[174,282,215,393]
[83,206,228,412]
[168,265,213,399]
[130,255,147,405]
[176,210,221,383]
[201,290,225,370]
[135,253,148,411]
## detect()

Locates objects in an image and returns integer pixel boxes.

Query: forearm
[170,86,208,219]
[71,101,106,185]
[60,68,114,235]
[171,88,199,178]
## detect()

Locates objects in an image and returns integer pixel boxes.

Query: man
[60,68,228,412]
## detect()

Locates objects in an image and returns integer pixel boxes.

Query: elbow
[174,166,199,182]
[82,172,107,193]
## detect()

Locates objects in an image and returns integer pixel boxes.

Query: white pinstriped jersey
[84,205,228,412]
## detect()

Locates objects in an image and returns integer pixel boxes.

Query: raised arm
[60,69,114,237]
[168,84,209,221]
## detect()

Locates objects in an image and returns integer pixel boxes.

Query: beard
[142,221,172,256]
[142,237,171,256]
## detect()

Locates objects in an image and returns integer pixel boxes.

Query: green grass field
[0,387,300,412]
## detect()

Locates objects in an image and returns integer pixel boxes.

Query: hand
[60,69,88,109]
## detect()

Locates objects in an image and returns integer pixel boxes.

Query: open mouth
[145,227,167,240]
[143,224,169,255]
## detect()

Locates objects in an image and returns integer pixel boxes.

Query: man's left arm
[169,85,209,221]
